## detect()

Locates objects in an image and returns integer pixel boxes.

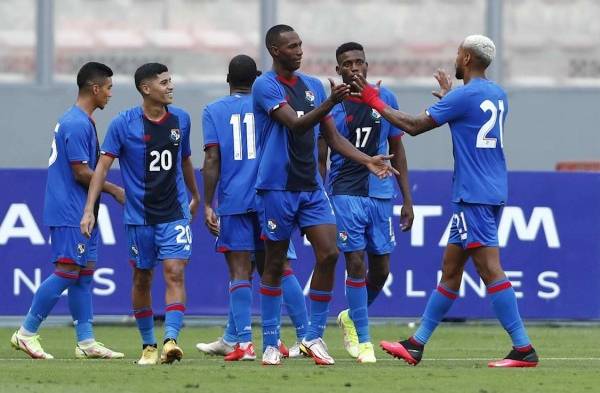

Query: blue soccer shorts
[127,218,192,270]
[331,195,396,255]
[50,226,98,267]
[216,212,264,253]
[448,202,502,249]
[256,189,336,241]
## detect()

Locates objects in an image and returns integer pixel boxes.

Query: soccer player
[195,54,308,360]
[253,25,397,366]
[10,62,125,360]
[80,63,201,365]
[353,35,539,367]
[319,42,414,363]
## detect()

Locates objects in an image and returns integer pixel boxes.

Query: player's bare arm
[320,115,399,179]
[270,78,349,135]
[181,155,200,219]
[202,145,220,236]
[70,163,125,204]
[352,74,437,136]
[317,136,329,182]
[80,154,115,238]
[389,136,414,231]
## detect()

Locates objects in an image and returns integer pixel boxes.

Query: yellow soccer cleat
[10,330,54,359]
[357,342,377,363]
[137,345,159,365]
[75,341,125,359]
[337,309,359,358]
[161,339,183,364]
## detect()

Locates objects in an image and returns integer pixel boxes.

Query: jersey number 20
[477,99,504,149]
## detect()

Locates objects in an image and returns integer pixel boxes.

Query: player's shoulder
[168,104,190,119]
[254,70,278,86]
[58,106,91,132]
[297,72,323,90]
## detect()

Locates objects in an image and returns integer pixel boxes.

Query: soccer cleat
[195,337,235,356]
[380,338,423,366]
[261,345,282,365]
[278,339,289,358]
[357,342,377,363]
[137,345,159,365]
[161,339,183,364]
[488,347,539,368]
[337,309,359,358]
[287,342,307,358]
[75,341,125,359]
[300,337,335,365]
[224,342,256,361]
[10,331,54,359]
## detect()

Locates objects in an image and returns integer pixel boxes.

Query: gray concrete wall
[1,84,598,170]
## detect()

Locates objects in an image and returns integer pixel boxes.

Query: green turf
[0,324,598,393]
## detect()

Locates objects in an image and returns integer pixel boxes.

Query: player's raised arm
[81,154,115,238]
[320,115,399,179]
[202,145,220,236]
[352,74,437,136]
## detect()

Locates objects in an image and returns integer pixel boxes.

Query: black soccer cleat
[380,337,424,366]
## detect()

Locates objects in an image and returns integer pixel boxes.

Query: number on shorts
[175,225,192,244]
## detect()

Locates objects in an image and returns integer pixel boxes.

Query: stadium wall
[1,85,599,170]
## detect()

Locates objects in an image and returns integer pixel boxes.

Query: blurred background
[1,0,598,170]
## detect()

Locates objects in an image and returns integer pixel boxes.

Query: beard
[455,65,464,80]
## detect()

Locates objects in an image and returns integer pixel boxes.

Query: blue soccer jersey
[253,71,328,191]
[427,78,508,205]
[329,86,402,198]
[203,93,258,215]
[101,105,192,225]
[44,105,99,227]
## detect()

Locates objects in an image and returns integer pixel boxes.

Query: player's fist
[80,210,95,239]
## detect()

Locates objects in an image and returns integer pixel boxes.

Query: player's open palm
[328,78,350,104]
[432,69,452,99]
[367,154,399,179]
[80,211,95,239]
[204,205,219,236]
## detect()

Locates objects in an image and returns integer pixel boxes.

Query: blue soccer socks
[229,280,253,343]
[413,284,458,345]
[305,289,333,341]
[68,268,94,342]
[260,283,282,350]
[282,269,308,341]
[133,307,156,345]
[346,277,370,343]
[164,303,185,342]
[487,279,532,349]
[22,268,79,334]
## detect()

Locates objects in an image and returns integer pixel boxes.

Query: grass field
[0,323,598,393]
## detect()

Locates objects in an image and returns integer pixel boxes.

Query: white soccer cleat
[195,337,235,356]
[287,342,307,358]
[75,341,125,359]
[357,342,377,363]
[137,345,159,365]
[10,330,54,359]
[261,345,282,365]
[301,337,335,365]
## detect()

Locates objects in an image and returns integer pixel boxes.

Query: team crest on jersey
[338,231,348,243]
[267,219,277,232]
[131,245,139,256]
[170,128,181,145]
[305,90,315,105]
[371,109,382,122]
[77,243,86,255]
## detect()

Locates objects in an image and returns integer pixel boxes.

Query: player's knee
[345,255,365,278]
[164,266,185,286]
[133,270,153,291]
[317,247,339,266]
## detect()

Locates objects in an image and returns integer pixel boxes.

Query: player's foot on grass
[136,345,158,365]
[357,342,376,363]
[224,342,256,361]
[488,346,539,368]
[287,342,307,358]
[10,330,54,359]
[278,339,289,358]
[262,345,282,365]
[195,337,235,356]
[75,341,125,359]
[337,309,359,358]
[301,337,335,365]
[380,338,423,365]
[161,339,183,364]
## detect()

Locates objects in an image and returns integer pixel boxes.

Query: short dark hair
[227,54,261,87]
[265,24,295,50]
[335,42,364,63]
[134,63,169,93]
[76,62,113,90]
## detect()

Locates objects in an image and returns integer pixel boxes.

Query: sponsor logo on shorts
[131,245,139,255]
[77,243,85,255]
[338,231,348,243]
[267,219,277,232]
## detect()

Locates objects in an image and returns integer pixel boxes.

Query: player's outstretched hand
[400,203,414,232]
[204,205,219,236]
[351,75,387,112]
[432,69,452,99]
[80,210,95,239]
[366,154,400,179]
[113,187,126,205]
[328,78,350,104]
[189,197,200,219]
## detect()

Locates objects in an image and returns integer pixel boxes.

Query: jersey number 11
[230,113,256,160]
